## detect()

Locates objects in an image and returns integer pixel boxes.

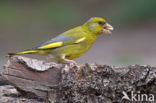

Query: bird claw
[67,61,77,67]
[63,59,78,68]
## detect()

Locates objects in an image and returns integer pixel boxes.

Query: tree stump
[0,56,156,103]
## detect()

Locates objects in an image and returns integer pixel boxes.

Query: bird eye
[98,21,105,25]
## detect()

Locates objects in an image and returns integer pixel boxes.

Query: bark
[0,56,156,103]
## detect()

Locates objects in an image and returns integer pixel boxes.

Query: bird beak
[103,23,114,34]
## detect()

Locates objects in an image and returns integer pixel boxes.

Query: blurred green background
[1,0,156,72]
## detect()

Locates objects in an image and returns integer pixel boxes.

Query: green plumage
[9,17,113,63]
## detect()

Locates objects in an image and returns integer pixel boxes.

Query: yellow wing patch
[75,37,86,44]
[16,50,37,55]
[38,42,63,49]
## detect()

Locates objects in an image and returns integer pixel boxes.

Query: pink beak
[103,23,114,34]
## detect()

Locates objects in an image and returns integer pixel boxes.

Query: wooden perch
[0,56,156,103]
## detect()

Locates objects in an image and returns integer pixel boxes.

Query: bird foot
[63,59,77,67]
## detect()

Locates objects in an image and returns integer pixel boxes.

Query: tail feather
[8,50,37,56]
[8,53,16,56]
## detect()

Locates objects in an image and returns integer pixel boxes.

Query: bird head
[84,17,113,35]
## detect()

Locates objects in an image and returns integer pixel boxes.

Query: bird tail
[8,50,38,56]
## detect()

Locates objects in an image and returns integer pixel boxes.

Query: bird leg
[63,58,77,67]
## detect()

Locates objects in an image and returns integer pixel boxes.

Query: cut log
[0,56,156,103]
[1,56,63,99]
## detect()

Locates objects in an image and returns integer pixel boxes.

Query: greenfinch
[9,17,113,64]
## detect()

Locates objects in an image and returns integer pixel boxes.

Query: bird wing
[32,26,87,50]
[34,35,85,50]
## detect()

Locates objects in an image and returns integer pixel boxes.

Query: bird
[8,17,113,65]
